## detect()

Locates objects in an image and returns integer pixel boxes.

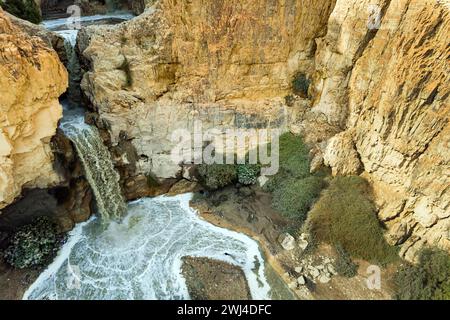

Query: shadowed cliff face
[75,0,448,260]
[313,0,449,261]
[0,8,68,210]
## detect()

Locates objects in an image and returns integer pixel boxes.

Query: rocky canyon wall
[316,0,449,260]
[77,0,449,260]
[77,0,337,191]
[0,8,68,209]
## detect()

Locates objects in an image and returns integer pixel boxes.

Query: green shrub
[263,133,311,192]
[306,176,398,266]
[272,175,326,221]
[292,72,310,97]
[1,0,42,24]
[263,132,327,224]
[278,133,311,178]
[3,217,62,269]
[197,164,237,190]
[334,245,358,278]
[236,164,260,185]
[394,248,450,300]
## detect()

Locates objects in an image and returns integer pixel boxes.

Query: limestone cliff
[78,0,336,187]
[0,8,68,209]
[313,0,449,260]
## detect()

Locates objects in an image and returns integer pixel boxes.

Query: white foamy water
[24,194,271,300]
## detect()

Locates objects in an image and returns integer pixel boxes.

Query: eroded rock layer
[78,0,336,182]
[0,8,68,209]
[313,0,449,260]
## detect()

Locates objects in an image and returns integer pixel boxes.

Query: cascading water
[24,14,275,300]
[55,21,126,220]
[58,29,81,103]
[61,117,127,220]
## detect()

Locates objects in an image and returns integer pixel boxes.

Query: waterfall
[57,27,126,221]
[61,118,127,221]
[58,30,81,104]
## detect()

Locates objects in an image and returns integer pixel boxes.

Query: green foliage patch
[197,164,238,191]
[292,72,310,97]
[305,176,398,266]
[1,0,42,24]
[334,245,358,278]
[394,248,450,300]
[3,217,62,269]
[263,133,327,224]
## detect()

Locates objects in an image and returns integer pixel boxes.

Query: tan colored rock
[378,199,406,222]
[323,131,362,176]
[385,221,411,246]
[0,8,68,209]
[78,0,336,178]
[310,0,449,259]
[167,179,198,196]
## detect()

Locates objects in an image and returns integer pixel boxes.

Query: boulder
[297,276,306,286]
[278,233,296,251]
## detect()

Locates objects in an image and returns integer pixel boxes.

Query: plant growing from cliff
[305,176,399,266]
[394,248,450,300]
[292,72,310,98]
[3,217,63,269]
[197,164,237,191]
[263,133,311,193]
[334,245,358,278]
[264,133,327,223]
[0,0,42,24]
[272,175,326,222]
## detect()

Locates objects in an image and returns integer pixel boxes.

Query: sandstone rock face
[78,0,336,180]
[323,131,362,176]
[0,8,68,209]
[311,0,450,260]
[4,11,67,63]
